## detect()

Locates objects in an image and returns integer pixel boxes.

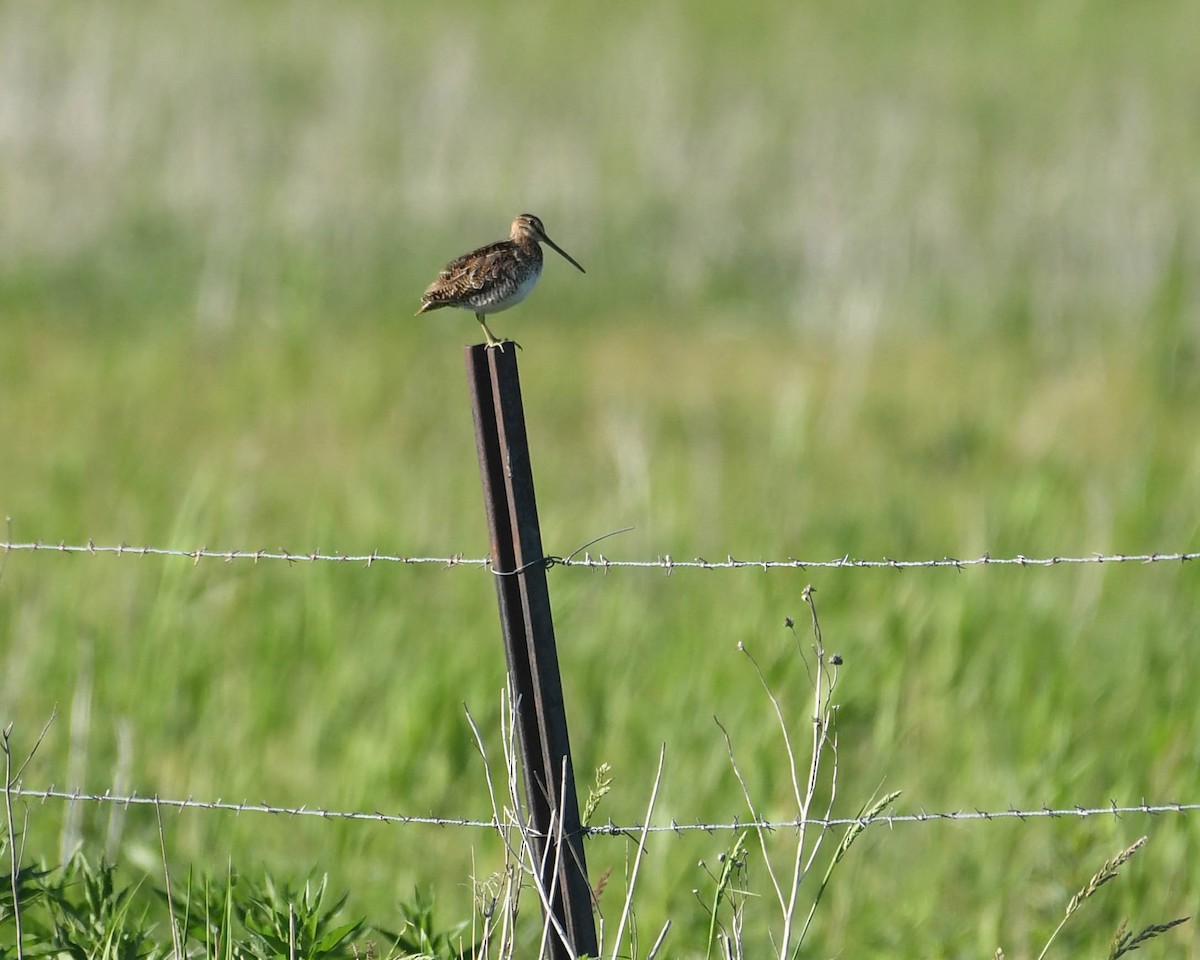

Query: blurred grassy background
[2,0,1199,956]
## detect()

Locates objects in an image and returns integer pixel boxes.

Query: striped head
[510,214,586,274]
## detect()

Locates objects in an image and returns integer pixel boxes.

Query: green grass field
[3,1,1200,956]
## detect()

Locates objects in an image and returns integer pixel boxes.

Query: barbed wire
[0,540,488,568]
[11,787,497,829]
[3,540,1198,573]
[11,786,1197,835]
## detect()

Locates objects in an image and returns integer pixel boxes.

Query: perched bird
[417,214,585,349]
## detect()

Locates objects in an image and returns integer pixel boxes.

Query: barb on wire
[12,787,1198,835]
[3,540,1198,572]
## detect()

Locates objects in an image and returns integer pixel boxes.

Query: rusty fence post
[465,344,597,960]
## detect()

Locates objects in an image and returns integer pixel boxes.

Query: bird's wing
[423,242,511,304]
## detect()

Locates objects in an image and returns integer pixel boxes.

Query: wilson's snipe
[417,214,585,349]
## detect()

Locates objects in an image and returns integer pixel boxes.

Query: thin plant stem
[1036,837,1147,960]
[715,717,784,913]
[645,920,671,960]
[532,764,571,960]
[3,724,25,960]
[466,693,525,960]
[609,744,666,960]
[795,790,901,950]
[2,714,56,960]
[464,701,505,834]
[155,798,184,960]
[738,639,813,946]
[718,587,845,960]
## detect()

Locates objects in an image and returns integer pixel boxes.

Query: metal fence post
[465,344,598,960]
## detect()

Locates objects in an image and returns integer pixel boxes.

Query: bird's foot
[485,338,523,352]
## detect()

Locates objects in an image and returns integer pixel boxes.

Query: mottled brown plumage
[417,214,585,348]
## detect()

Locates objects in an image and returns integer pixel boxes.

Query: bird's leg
[477,314,521,351]
[477,314,504,350]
